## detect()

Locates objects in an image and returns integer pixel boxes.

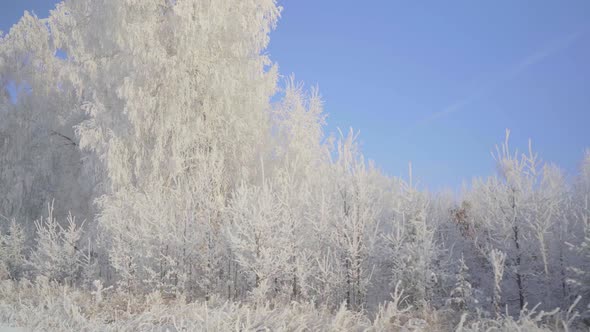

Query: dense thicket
[1,1,589,330]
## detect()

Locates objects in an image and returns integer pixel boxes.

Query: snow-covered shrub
[447,256,474,312]
[455,299,583,332]
[0,218,27,280]
[30,203,85,285]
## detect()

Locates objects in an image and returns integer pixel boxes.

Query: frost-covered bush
[0,278,584,332]
[455,298,583,332]
[0,219,27,280]
[446,256,474,312]
[30,203,85,285]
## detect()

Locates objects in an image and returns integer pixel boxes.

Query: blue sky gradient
[2,1,589,190]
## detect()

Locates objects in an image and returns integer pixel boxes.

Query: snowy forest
[0,1,589,331]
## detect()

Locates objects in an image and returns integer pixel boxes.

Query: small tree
[31,203,84,285]
[0,218,27,280]
[227,179,297,303]
[383,168,439,308]
[328,128,383,310]
[447,255,474,312]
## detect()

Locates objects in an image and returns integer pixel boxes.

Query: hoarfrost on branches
[0,1,588,330]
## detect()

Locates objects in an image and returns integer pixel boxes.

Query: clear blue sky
[2,1,589,191]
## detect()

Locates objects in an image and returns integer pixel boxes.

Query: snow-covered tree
[0,218,27,280]
[447,256,474,312]
[381,171,440,308]
[270,78,331,302]
[227,179,292,302]
[31,203,85,285]
[568,150,590,306]
[0,11,89,223]
[325,129,383,310]
[462,130,574,313]
[44,0,281,292]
